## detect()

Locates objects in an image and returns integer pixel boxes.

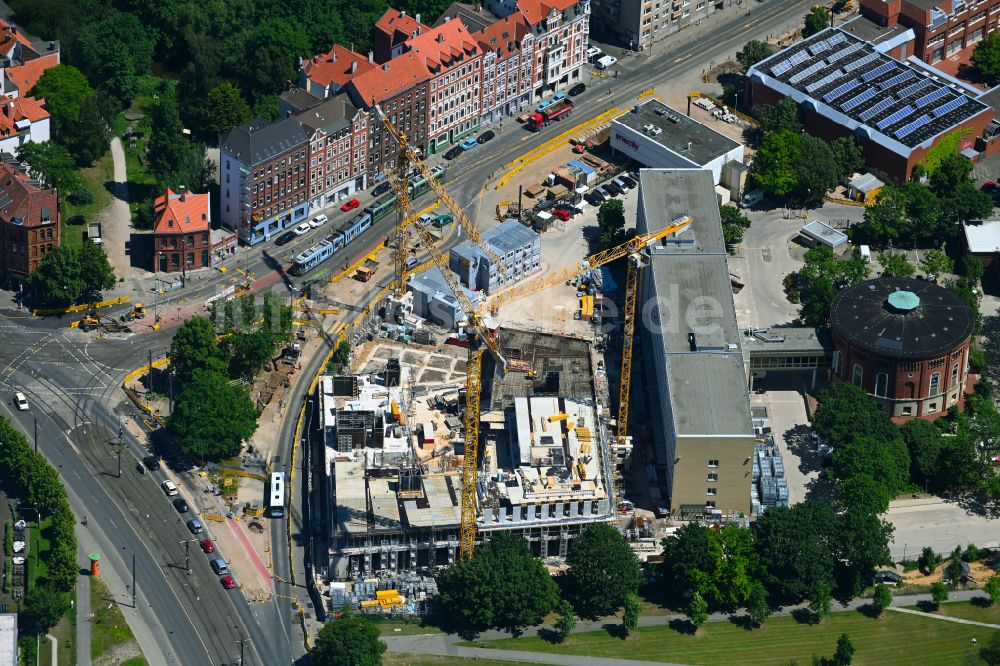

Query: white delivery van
[858,245,871,263]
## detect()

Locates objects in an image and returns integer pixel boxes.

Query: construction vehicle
[374,104,506,560]
[129,303,146,319]
[79,313,100,332]
[527,99,574,131]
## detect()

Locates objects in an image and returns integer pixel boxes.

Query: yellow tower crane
[373,105,506,559]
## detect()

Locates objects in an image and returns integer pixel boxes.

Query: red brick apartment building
[0,158,58,287]
[859,0,1000,64]
[152,188,211,273]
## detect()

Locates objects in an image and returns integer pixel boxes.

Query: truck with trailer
[527,99,573,131]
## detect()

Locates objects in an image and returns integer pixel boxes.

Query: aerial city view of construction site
[6,0,1000,664]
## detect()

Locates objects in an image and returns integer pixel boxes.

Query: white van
[595,55,617,70]
[858,245,872,263]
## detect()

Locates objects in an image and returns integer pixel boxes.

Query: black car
[604,181,623,196]
[564,205,584,216]
[477,130,495,144]
[444,145,463,160]
[173,498,190,513]
[584,192,603,206]
[143,456,161,471]
[275,231,296,246]
[372,181,391,197]
[569,83,586,97]
[620,175,637,189]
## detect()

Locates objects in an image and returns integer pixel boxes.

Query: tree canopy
[794,246,870,327]
[753,129,800,198]
[564,523,643,619]
[168,369,258,460]
[659,523,758,610]
[757,98,801,134]
[437,532,559,633]
[752,501,841,603]
[973,32,1000,80]
[737,40,774,72]
[878,250,914,278]
[719,204,751,248]
[170,316,228,384]
[28,245,118,307]
[597,199,627,250]
[804,6,831,37]
[148,94,210,191]
[311,615,385,666]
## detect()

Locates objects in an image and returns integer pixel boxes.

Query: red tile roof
[406,19,480,73]
[153,188,210,235]
[475,14,529,58]
[375,8,429,41]
[9,52,58,96]
[0,95,48,138]
[302,45,376,89]
[0,19,34,54]
[0,160,57,228]
[517,0,578,25]
[347,51,431,106]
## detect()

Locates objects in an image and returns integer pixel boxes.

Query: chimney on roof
[368,51,374,63]
[401,10,407,16]
[687,141,692,151]
[383,63,390,71]
[438,33,445,42]
[2,101,10,118]
[351,60,357,73]
[332,50,337,62]
[48,42,55,51]
[416,13,421,23]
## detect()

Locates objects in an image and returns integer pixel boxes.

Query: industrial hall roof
[830,277,975,360]
[747,27,990,155]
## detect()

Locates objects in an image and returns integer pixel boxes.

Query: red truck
[527,99,573,131]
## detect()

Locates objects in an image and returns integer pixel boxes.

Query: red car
[981,181,997,193]
[220,575,236,590]
[341,198,360,211]
[552,208,572,222]
[200,539,215,554]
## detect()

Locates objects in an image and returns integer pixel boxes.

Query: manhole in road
[762,249,772,263]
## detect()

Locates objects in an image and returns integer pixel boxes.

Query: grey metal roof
[297,95,360,135]
[748,28,990,153]
[614,100,741,167]
[279,86,323,114]
[830,278,975,359]
[801,220,849,247]
[219,116,308,166]
[409,265,479,304]
[482,219,538,254]
[838,15,914,46]
[743,327,834,353]
[637,169,727,255]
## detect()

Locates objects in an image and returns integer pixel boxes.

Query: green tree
[878,251,914,278]
[902,181,942,236]
[552,600,576,643]
[170,316,227,384]
[148,94,209,190]
[437,532,560,633]
[833,633,855,666]
[746,582,771,627]
[795,247,870,327]
[853,186,909,246]
[737,39,774,72]
[688,591,709,630]
[831,434,910,497]
[659,522,713,607]
[203,82,252,136]
[22,583,70,631]
[564,523,643,619]
[813,382,898,450]
[334,339,352,366]
[238,17,310,100]
[981,631,1000,665]
[809,580,833,621]
[794,134,840,202]
[622,593,640,636]
[754,129,800,198]
[74,9,155,105]
[931,154,993,230]
[830,137,864,179]
[15,141,77,190]
[919,547,943,575]
[803,6,831,37]
[930,581,949,608]
[229,330,275,379]
[704,524,759,610]
[973,32,1000,80]
[900,419,944,491]
[836,473,891,515]
[757,98,801,133]
[310,615,385,666]
[67,95,112,166]
[944,546,964,586]
[28,246,84,306]
[753,502,839,604]
[720,204,752,248]
[168,369,258,460]
[984,573,1000,606]
[919,249,954,278]
[77,242,117,296]
[872,583,892,616]
[28,65,95,138]
[597,199,626,249]
[837,509,894,597]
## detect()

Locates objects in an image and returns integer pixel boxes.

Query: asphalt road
[0,1,821,662]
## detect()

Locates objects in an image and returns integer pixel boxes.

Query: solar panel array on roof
[808,38,835,56]
[771,49,810,76]
[0,192,11,210]
[826,41,864,64]
[898,78,933,99]
[932,95,967,117]
[916,87,949,108]
[843,52,878,72]
[842,87,878,111]
[806,70,844,93]
[878,71,915,90]
[823,78,860,103]
[789,60,825,84]
[859,96,896,121]
[894,114,930,139]
[875,105,914,129]
[861,61,896,82]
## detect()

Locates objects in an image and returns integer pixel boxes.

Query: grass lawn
[119,101,158,224]
[385,655,538,666]
[62,149,115,248]
[120,657,149,666]
[904,598,1000,623]
[51,612,74,666]
[467,608,991,665]
[90,576,141,660]
[376,619,446,637]
[27,516,52,589]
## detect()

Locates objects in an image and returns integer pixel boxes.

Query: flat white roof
[802,220,849,248]
[0,614,15,666]
[964,221,1000,254]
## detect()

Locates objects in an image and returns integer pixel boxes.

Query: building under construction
[319,330,616,581]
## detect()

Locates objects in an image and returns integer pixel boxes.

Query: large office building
[746,27,994,183]
[610,99,744,185]
[636,169,755,520]
[830,277,974,421]
[858,0,999,65]
[592,0,713,52]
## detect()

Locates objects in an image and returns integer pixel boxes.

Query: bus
[269,472,286,518]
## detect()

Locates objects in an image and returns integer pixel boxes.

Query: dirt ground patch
[902,560,994,588]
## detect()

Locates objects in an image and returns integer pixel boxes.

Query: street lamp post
[178,540,197,574]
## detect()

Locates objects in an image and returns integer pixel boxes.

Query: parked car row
[160,476,237,590]
[583,173,637,206]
